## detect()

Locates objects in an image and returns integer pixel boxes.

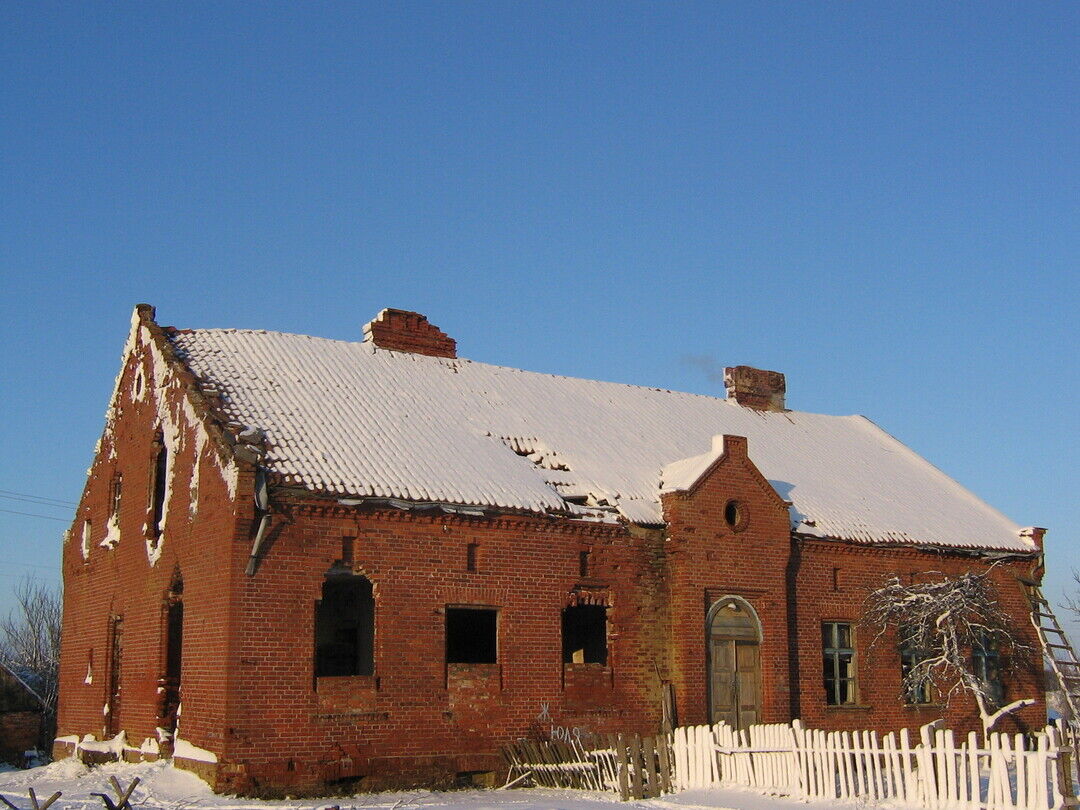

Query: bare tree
[864,569,1035,738]
[1061,570,1080,626]
[0,576,61,749]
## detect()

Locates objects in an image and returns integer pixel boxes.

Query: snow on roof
[167,327,1033,552]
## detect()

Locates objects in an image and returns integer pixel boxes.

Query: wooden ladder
[1027,584,1080,726]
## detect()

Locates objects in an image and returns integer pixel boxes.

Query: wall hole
[445,607,497,663]
[562,604,607,665]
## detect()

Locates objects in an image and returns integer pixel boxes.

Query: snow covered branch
[863,569,1035,738]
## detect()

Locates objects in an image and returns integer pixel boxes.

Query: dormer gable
[659,434,790,534]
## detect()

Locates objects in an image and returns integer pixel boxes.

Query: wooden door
[707,597,762,729]
[709,638,738,726]
[735,640,760,727]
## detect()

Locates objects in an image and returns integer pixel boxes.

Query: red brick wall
[218,504,664,793]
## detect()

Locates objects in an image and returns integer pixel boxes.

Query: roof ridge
[179,326,859,418]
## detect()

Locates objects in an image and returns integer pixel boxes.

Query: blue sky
[0,3,1076,626]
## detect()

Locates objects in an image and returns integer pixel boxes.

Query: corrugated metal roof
[168,328,1033,552]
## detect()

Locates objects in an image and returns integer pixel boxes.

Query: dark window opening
[316,575,375,677]
[579,550,590,578]
[831,567,840,592]
[150,437,168,538]
[973,631,1004,709]
[446,607,497,663]
[466,543,479,572]
[562,604,607,665]
[823,621,856,706]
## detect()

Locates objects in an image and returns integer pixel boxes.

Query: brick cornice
[793,533,1040,560]
[276,498,629,538]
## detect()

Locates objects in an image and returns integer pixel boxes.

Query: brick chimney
[362,309,457,358]
[724,365,786,411]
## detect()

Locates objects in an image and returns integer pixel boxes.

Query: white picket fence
[670,720,1077,810]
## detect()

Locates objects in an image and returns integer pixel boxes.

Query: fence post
[1062,749,1077,808]
[629,734,644,799]
[919,721,940,809]
[1050,725,1076,810]
[790,720,805,798]
[658,731,672,795]
[616,733,629,801]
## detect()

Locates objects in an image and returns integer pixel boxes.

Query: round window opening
[724,500,748,531]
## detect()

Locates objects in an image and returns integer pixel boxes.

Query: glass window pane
[837,652,854,680]
[837,624,851,648]
[837,678,851,705]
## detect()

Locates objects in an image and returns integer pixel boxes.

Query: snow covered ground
[0,759,905,810]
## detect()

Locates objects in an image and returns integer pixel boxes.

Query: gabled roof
[166,325,1034,553]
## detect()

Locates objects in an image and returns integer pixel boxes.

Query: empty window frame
[315,575,375,677]
[823,621,857,706]
[562,604,607,665]
[973,631,1005,709]
[445,606,497,664]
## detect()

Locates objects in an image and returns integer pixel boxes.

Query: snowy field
[0,759,896,810]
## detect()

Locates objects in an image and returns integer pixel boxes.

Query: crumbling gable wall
[56,306,252,765]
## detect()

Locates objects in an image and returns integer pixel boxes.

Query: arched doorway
[707,596,761,728]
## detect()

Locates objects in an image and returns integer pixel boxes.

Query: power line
[0,489,77,508]
[0,493,75,510]
[0,508,70,523]
[0,560,60,571]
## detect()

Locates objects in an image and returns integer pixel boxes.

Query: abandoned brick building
[56,305,1046,793]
